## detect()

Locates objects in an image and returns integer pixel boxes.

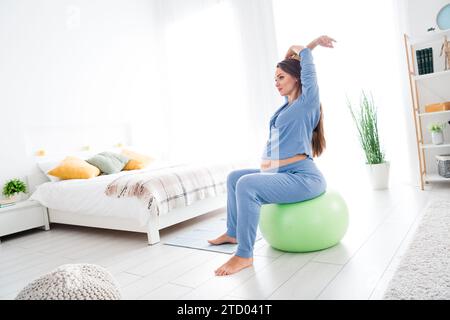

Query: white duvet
[30,160,182,226]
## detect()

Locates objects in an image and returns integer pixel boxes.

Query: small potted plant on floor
[347,91,389,190]
[428,122,447,145]
[2,178,28,202]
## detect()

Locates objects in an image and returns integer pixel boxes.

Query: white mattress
[30,160,182,226]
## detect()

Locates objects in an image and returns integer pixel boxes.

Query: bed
[28,160,250,244]
[24,123,253,244]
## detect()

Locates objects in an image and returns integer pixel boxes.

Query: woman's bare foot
[207,233,237,245]
[215,256,253,276]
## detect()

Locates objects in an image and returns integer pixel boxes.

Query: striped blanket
[105,161,249,216]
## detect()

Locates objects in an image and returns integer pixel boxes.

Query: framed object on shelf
[437,3,450,31]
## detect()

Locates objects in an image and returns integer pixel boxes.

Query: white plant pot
[431,131,444,145]
[6,194,17,202]
[366,162,390,190]
[5,193,25,202]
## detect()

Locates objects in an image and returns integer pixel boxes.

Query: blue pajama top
[262,48,320,160]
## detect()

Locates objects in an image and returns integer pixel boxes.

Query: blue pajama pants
[226,158,327,258]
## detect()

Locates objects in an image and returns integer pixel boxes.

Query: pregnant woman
[209,35,336,276]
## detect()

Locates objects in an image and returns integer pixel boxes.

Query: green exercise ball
[259,190,349,252]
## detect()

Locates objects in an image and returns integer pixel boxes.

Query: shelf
[418,110,450,117]
[413,69,450,81]
[420,143,450,149]
[405,32,450,190]
[409,29,450,46]
[424,173,450,183]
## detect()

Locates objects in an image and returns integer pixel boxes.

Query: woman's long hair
[277,58,326,157]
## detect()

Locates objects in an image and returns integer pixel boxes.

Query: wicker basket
[436,154,450,178]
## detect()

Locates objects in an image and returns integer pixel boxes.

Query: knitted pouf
[15,263,121,300]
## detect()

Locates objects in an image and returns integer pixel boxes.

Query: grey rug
[383,199,450,300]
[164,217,262,254]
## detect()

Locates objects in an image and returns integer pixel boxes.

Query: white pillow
[37,160,63,182]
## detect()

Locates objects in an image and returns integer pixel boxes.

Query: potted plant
[2,178,28,202]
[347,91,389,190]
[428,122,446,145]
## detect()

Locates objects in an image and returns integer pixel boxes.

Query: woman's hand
[307,35,336,50]
[285,45,305,59]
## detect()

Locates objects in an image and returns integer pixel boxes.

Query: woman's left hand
[307,35,336,50]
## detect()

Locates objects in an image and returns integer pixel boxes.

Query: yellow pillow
[121,149,154,170]
[48,156,101,180]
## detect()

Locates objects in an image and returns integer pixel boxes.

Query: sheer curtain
[272,0,411,186]
[152,0,279,164]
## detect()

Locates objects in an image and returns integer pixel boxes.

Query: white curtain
[151,0,279,164]
[272,0,411,186]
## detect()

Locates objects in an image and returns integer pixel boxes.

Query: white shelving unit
[417,110,450,117]
[420,143,450,149]
[413,69,450,81]
[424,173,450,182]
[404,30,450,190]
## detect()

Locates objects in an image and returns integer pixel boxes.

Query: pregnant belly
[261,154,307,171]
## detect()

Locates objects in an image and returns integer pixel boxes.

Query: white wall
[272,0,412,188]
[0,0,279,195]
[1,0,448,193]
[270,0,449,188]
[403,0,449,36]
[0,0,164,191]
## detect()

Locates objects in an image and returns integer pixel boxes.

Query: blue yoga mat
[163,218,262,254]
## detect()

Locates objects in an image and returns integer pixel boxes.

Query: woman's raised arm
[284,35,335,59]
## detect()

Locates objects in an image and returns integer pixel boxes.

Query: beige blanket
[105,161,248,216]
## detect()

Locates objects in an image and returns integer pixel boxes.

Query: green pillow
[86,152,129,174]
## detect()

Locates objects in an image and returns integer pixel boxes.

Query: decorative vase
[366,161,390,190]
[431,131,444,145]
[5,194,18,202]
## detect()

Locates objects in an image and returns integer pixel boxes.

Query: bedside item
[2,178,27,202]
[0,199,50,243]
[436,155,450,178]
[0,197,16,208]
[425,101,450,113]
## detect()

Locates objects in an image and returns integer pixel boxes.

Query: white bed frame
[46,194,226,245]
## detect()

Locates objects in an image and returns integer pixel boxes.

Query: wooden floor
[0,181,448,300]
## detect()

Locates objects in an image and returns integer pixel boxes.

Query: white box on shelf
[0,199,50,243]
